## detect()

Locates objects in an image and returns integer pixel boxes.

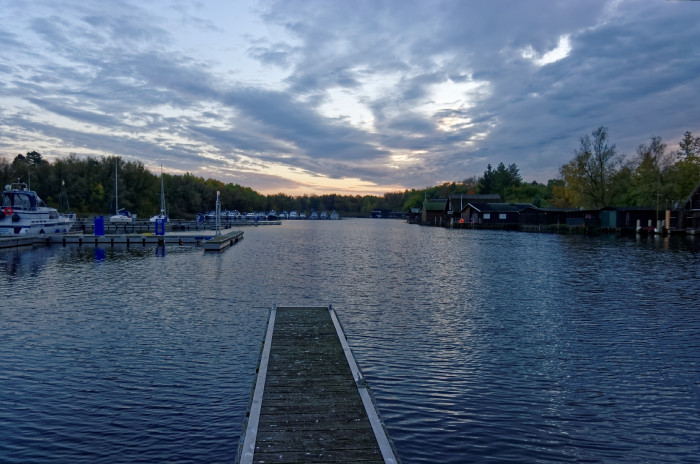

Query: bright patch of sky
[420,78,491,133]
[318,88,375,131]
[522,34,573,66]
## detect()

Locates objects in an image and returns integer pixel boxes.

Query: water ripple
[1,225,698,463]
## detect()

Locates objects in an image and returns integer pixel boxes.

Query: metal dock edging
[329,304,399,464]
[237,305,277,464]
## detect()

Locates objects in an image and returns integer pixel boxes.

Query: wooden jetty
[1,231,243,250]
[237,305,399,464]
[73,218,279,235]
[202,230,244,252]
[34,234,202,246]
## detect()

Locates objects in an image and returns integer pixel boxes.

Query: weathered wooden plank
[256,416,373,431]
[260,386,358,401]
[251,451,384,464]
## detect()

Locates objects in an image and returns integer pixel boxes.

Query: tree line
[557,127,700,209]
[2,128,698,218]
[416,128,699,210]
[0,153,410,218]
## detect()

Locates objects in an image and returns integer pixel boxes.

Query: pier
[0,235,35,250]
[72,218,279,234]
[0,231,243,250]
[203,230,244,252]
[237,305,399,464]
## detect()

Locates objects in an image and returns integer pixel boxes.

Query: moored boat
[149,166,169,223]
[110,159,135,223]
[111,209,134,223]
[0,181,75,235]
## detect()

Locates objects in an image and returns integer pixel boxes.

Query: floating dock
[202,230,244,252]
[0,231,243,250]
[237,305,399,464]
[0,236,35,250]
[72,218,279,235]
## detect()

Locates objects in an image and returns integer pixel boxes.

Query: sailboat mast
[114,158,119,213]
[160,165,166,215]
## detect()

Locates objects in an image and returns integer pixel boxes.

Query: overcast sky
[1,0,698,195]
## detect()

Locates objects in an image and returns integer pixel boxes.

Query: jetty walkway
[0,230,243,251]
[237,305,399,464]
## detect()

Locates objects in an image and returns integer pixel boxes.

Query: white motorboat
[0,181,75,235]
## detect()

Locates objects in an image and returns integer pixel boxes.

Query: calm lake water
[1,220,699,463]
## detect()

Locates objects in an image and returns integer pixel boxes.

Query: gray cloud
[1,0,699,193]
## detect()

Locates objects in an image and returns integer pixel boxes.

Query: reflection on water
[0,222,698,463]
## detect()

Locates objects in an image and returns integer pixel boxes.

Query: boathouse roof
[448,194,501,212]
[467,202,535,213]
[683,179,700,211]
[422,198,448,211]
[450,193,501,201]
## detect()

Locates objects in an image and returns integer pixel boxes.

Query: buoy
[459,218,465,224]
[3,207,13,216]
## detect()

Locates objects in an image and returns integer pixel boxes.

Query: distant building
[463,202,534,227]
[519,207,574,229]
[421,199,448,225]
[410,179,700,235]
[679,180,700,232]
[407,207,421,223]
[448,194,501,220]
[599,207,657,233]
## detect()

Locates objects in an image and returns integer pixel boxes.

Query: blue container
[155,218,166,236]
[94,216,105,236]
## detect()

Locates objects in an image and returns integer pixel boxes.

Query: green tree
[26,151,43,165]
[666,131,700,203]
[625,136,672,207]
[677,131,700,161]
[504,181,550,206]
[478,162,522,199]
[560,126,624,208]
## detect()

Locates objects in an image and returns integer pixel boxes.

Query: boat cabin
[2,183,45,211]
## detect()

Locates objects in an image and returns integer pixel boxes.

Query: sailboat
[150,166,168,222]
[109,159,134,223]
